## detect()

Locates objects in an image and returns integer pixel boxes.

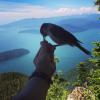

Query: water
[0,28,100,75]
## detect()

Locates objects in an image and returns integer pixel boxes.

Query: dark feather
[76,43,91,56]
[49,23,81,45]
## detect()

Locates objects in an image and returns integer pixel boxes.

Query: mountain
[0,14,100,33]
[19,29,39,34]
[59,17,100,33]
[0,17,60,29]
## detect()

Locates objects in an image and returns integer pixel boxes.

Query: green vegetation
[47,73,69,100]
[0,72,28,100]
[87,42,100,100]
[95,0,100,11]
[74,42,100,100]
[76,62,90,86]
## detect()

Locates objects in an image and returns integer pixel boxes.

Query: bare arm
[13,77,50,100]
[12,41,56,100]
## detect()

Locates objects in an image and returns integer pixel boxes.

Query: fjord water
[0,27,100,75]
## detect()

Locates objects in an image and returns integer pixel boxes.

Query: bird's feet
[53,44,60,47]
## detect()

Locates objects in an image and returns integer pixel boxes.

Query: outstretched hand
[33,40,56,78]
[13,41,56,100]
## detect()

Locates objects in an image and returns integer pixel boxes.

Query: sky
[0,0,99,25]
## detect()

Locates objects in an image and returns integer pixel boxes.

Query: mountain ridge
[0,14,100,33]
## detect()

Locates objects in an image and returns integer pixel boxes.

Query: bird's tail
[76,44,91,56]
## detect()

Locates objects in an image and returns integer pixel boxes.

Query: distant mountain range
[0,14,100,33]
[59,17,100,33]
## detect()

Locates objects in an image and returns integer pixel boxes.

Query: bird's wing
[50,25,67,41]
[50,24,81,45]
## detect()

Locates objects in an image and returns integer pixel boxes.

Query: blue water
[0,28,100,75]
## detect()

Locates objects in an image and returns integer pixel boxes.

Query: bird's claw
[53,44,60,47]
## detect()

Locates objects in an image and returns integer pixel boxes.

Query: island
[19,29,39,34]
[0,48,30,62]
[19,29,34,34]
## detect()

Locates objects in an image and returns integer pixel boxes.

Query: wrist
[35,66,55,78]
[29,71,53,85]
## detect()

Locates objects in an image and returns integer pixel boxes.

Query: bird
[40,23,91,56]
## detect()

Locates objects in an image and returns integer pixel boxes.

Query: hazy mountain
[59,17,100,33]
[19,29,39,34]
[0,14,100,33]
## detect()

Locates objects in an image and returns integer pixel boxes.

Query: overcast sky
[0,0,99,25]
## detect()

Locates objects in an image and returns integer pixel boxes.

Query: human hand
[33,40,56,78]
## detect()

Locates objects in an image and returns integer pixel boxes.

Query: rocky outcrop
[0,48,30,62]
[67,87,95,100]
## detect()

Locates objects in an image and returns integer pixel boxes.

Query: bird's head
[40,23,48,39]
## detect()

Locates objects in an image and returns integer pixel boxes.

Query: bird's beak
[43,36,46,41]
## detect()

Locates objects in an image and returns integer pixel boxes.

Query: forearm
[13,77,50,100]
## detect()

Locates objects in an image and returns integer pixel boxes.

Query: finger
[46,43,56,54]
[34,41,56,64]
[33,48,41,65]
[40,41,56,54]
[40,40,48,46]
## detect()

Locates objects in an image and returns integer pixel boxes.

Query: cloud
[0,1,99,24]
[56,7,99,15]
